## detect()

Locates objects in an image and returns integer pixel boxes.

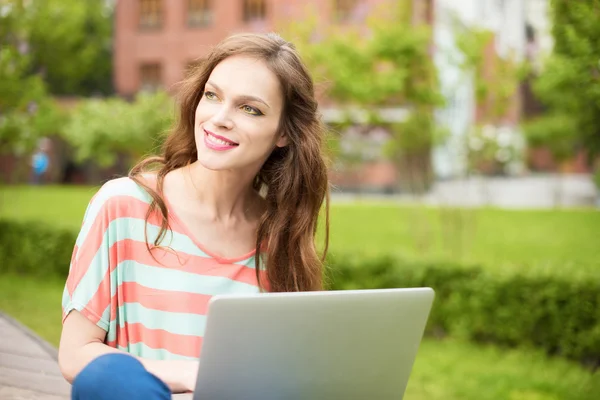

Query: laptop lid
[193,287,434,400]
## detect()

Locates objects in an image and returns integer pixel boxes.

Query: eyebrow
[205,80,271,109]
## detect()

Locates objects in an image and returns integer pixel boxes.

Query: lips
[205,129,238,145]
[203,128,239,151]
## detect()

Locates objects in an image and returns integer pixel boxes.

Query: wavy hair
[129,33,330,292]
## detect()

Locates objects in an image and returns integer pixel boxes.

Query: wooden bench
[0,312,70,399]
[0,312,196,399]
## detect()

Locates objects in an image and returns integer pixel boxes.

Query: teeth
[208,133,235,146]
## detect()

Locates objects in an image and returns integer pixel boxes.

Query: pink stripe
[113,239,260,284]
[69,197,159,290]
[115,322,203,358]
[119,282,212,315]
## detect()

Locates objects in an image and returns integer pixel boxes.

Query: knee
[72,353,169,400]
[74,353,140,387]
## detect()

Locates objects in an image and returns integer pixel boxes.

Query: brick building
[115,0,372,96]
[113,0,432,97]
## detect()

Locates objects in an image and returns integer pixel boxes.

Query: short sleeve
[62,184,115,332]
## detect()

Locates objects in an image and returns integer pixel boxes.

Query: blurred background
[0,0,599,399]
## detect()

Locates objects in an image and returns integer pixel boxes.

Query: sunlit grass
[2,185,599,277]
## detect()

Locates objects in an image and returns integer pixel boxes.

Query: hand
[179,360,200,393]
[142,358,200,393]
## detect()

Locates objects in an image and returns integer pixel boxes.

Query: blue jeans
[71,353,171,400]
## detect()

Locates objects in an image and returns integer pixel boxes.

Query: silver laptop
[191,287,434,400]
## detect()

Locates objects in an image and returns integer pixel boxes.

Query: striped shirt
[62,177,265,360]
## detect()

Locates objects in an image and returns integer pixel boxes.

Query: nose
[210,105,234,130]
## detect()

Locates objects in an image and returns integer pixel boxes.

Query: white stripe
[76,177,152,248]
[120,260,261,296]
[118,343,198,361]
[116,303,207,336]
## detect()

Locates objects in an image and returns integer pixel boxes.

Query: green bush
[60,91,173,168]
[0,219,75,278]
[1,218,598,368]
[326,254,600,369]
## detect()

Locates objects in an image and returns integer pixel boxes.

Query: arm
[60,180,198,393]
[59,310,199,393]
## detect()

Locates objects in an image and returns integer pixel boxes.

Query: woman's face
[194,55,286,173]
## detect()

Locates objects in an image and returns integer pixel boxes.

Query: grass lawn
[2,185,599,277]
[0,185,96,230]
[0,273,597,400]
[328,203,600,277]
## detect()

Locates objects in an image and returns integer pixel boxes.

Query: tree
[285,0,444,193]
[0,0,49,155]
[60,91,174,168]
[453,25,525,177]
[26,0,113,95]
[0,0,113,97]
[0,0,112,156]
[28,0,113,95]
[531,0,600,161]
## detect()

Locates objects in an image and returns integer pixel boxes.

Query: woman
[59,32,330,399]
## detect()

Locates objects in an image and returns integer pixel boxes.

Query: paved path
[0,313,192,399]
[0,312,70,399]
[332,174,599,209]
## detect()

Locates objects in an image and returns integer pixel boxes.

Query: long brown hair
[129,32,330,292]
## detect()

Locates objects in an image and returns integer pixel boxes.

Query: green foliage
[531,0,600,159]
[455,28,494,104]
[454,26,523,124]
[452,23,525,176]
[593,166,600,190]
[0,48,46,113]
[449,18,528,177]
[13,0,113,95]
[285,0,443,192]
[0,99,66,155]
[522,113,578,162]
[327,254,600,368]
[0,0,112,97]
[60,91,174,167]
[466,124,524,175]
[0,1,47,113]
[0,0,110,154]
[293,2,441,107]
[0,219,76,278]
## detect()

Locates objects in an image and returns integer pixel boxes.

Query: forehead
[207,55,282,104]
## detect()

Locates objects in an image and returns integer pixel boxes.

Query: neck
[184,161,259,222]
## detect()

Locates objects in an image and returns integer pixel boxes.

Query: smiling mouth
[204,129,239,147]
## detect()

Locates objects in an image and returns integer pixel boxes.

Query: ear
[275,133,289,148]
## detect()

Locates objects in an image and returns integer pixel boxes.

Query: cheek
[249,120,280,146]
[194,103,210,124]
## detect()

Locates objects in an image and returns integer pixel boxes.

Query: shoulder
[83,176,156,223]
[93,176,153,205]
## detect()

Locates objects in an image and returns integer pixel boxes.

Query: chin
[196,155,232,171]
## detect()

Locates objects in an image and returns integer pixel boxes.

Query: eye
[204,91,218,101]
[241,105,263,116]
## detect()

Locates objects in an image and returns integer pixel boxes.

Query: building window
[139,63,162,92]
[188,0,213,27]
[243,0,266,22]
[139,0,162,30]
[334,0,358,22]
